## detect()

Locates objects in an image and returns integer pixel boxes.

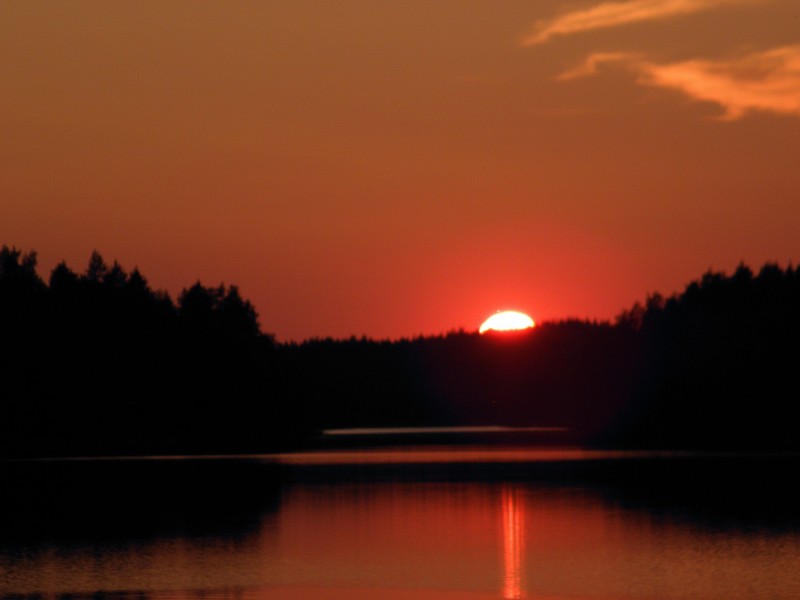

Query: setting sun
[479,311,535,334]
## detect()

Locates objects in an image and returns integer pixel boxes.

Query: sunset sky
[2,0,799,341]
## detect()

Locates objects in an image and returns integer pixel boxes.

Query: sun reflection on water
[502,487,524,599]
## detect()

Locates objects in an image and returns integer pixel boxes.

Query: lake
[2,447,800,599]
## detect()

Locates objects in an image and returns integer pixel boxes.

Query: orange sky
[2,0,799,340]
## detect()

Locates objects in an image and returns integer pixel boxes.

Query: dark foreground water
[2,448,800,599]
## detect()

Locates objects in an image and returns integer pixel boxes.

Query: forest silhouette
[1,245,799,458]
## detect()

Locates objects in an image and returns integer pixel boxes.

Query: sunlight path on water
[502,487,524,599]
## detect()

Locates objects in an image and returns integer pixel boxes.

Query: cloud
[557,52,643,80]
[559,45,800,119]
[523,0,749,46]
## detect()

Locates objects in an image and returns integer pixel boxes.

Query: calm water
[2,448,800,599]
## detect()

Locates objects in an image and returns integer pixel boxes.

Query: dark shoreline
[3,248,800,458]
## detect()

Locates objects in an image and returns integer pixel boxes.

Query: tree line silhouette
[0,246,295,457]
[1,245,799,457]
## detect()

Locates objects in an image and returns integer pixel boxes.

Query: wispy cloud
[558,52,644,80]
[559,45,800,119]
[523,0,749,46]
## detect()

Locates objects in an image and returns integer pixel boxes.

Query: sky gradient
[2,0,799,340]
